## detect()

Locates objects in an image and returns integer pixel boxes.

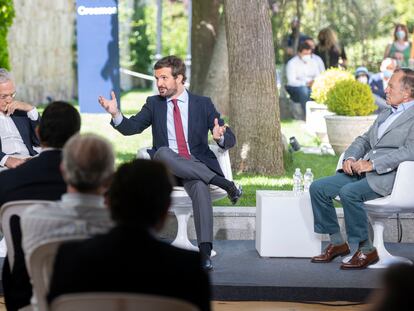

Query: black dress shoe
[228,184,243,205]
[201,254,213,271]
[199,243,213,271]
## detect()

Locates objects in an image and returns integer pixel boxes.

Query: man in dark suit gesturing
[99,55,241,270]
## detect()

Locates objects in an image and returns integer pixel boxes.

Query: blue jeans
[285,85,311,114]
[309,173,382,243]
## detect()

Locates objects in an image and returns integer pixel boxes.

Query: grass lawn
[67,89,339,206]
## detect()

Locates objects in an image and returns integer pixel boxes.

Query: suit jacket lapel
[187,91,196,147]
[10,115,31,150]
[373,109,392,142]
[157,96,168,143]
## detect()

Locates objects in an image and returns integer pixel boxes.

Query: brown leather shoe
[311,243,350,263]
[340,249,379,270]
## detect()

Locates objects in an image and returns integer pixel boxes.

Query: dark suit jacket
[112,92,235,176]
[48,226,211,311]
[0,110,40,162]
[369,74,386,99]
[0,150,66,311]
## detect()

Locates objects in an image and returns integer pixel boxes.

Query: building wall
[8,0,76,104]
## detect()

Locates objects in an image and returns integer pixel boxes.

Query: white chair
[50,293,200,311]
[28,239,79,311]
[363,161,414,268]
[137,145,232,254]
[335,155,414,268]
[0,200,53,270]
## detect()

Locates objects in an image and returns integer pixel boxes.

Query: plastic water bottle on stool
[303,168,314,193]
[292,168,303,195]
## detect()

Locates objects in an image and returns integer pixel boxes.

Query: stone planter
[305,101,334,143]
[324,114,377,155]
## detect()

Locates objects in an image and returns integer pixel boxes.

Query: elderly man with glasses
[0,68,40,169]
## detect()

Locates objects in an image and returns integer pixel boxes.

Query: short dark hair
[38,101,81,148]
[154,55,187,84]
[395,68,414,98]
[298,41,312,53]
[109,159,174,228]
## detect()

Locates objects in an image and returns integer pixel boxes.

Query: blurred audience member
[384,24,411,67]
[0,68,40,169]
[48,159,211,311]
[355,67,370,84]
[22,133,114,260]
[368,264,414,311]
[370,58,398,111]
[283,17,309,62]
[286,41,325,116]
[1,101,81,311]
[315,27,347,69]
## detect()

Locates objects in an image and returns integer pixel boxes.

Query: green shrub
[311,68,354,104]
[326,79,376,116]
[0,0,15,69]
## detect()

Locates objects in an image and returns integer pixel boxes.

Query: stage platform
[209,240,414,302]
[0,241,413,302]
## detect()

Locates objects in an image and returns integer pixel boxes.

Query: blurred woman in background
[384,23,411,68]
[315,27,347,69]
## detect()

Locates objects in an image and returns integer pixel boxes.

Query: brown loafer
[311,243,350,263]
[340,249,379,270]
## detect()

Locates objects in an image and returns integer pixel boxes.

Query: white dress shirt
[286,54,325,87]
[21,192,113,261]
[0,108,39,166]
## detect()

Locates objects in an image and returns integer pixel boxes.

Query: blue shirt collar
[391,99,414,113]
[167,89,188,104]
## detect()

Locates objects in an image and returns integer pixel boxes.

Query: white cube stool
[256,190,321,257]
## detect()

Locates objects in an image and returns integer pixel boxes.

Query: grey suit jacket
[344,105,414,196]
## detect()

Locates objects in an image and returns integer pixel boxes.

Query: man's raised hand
[212,118,226,142]
[98,91,119,118]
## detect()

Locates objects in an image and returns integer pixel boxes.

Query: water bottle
[292,168,303,195]
[303,168,314,193]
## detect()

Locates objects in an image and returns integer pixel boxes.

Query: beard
[158,86,178,98]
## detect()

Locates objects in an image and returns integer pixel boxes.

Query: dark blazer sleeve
[47,242,84,303]
[110,99,153,136]
[206,98,236,150]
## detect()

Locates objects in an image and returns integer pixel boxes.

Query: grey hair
[62,133,115,192]
[0,68,13,84]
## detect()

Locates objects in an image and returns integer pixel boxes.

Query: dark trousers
[285,85,311,115]
[154,147,216,244]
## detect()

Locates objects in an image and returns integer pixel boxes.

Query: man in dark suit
[48,159,211,311]
[0,68,40,169]
[0,101,81,311]
[98,55,241,270]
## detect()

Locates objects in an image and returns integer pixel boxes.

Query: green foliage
[311,68,354,104]
[145,2,188,60]
[120,1,188,78]
[326,79,376,116]
[128,0,151,75]
[0,0,15,69]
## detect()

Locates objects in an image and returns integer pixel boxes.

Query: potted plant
[308,68,354,142]
[324,79,377,154]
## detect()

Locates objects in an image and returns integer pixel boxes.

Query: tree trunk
[202,15,229,116]
[190,0,220,95]
[224,0,284,175]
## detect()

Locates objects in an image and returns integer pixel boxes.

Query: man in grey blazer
[310,68,414,269]
[98,56,242,271]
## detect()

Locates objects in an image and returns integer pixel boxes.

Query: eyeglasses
[0,92,16,100]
